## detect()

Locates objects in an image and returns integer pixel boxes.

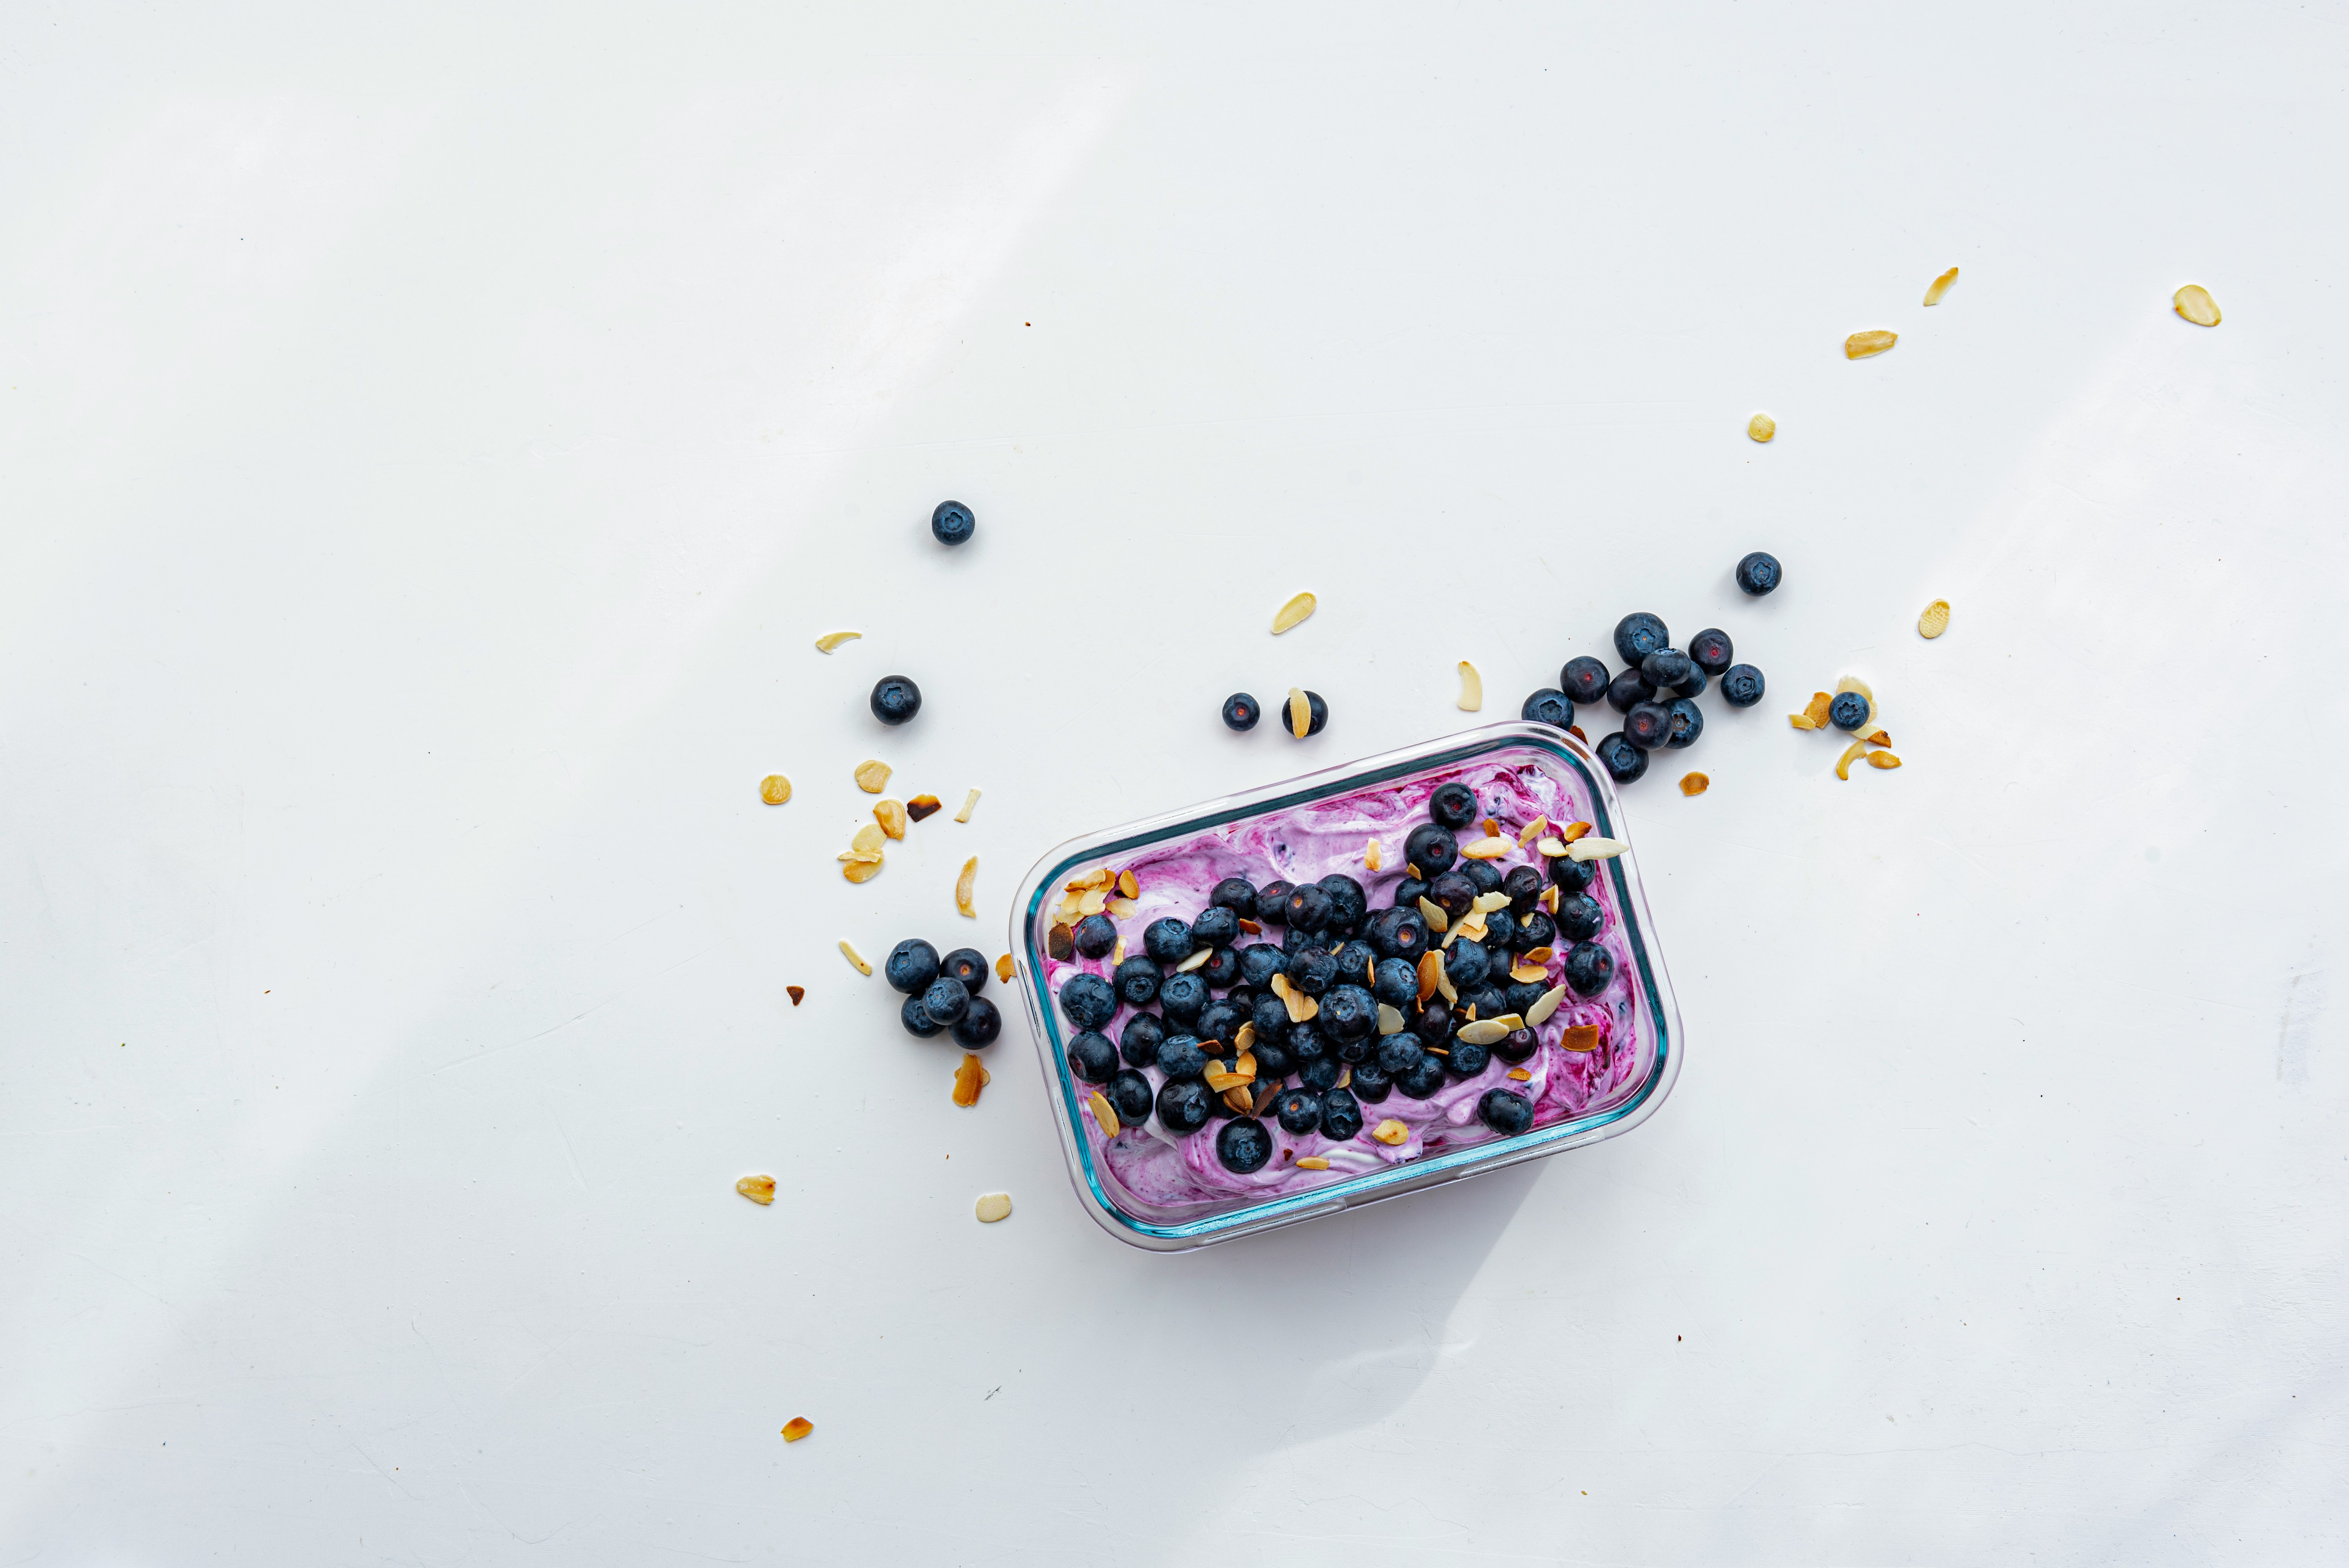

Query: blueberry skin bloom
[1442,939,1492,991]
[1191,906,1241,948]
[1250,1036,1295,1082]
[1396,1053,1448,1099]
[1377,1033,1427,1074]
[1477,1088,1536,1136]
[1412,998,1452,1043]
[1194,998,1247,1049]
[1461,861,1502,895]
[1319,984,1378,1044]
[921,976,970,1026]
[1720,664,1766,707]
[1423,871,1474,920]
[1370,909,1429,961]
[1217,1118,1274,1172]
[1555,892,1605,942]
[1735,551,1781,595]
[1595,732,1648,782]
[1274,1089,1324,1135]
[1237,943,1286,988]
[1119,1012,1165,1068]
[1210,877,1261,919]
[1072,914,1117,959]
[1067,1030,1119,1083]
[1522,688,1574,727]
[1829,691,1871,731]
[1154,1033,1207,1081]
[1624,702,1676,750]
[1157,1078,1214,1133]
[1688,628,1734,676]
[1283,884,1335,933]
[1200,947,1242,988]
[941,948,988,992]
[1640,649,1695,691]
[1492,1027,1539,1063]
[1319,1086,1365,1140]
[1221,692,1260,732]
[1482,908,1518,950]
[1605,668,1654,714]
[870,675,922,725]
[930,500,975,545]
[1563,941,1615,997]
[884,938,941,995]
[1107,1069,1155,1126]
[1142,918,1194,964]
[1665,697,1705,748]
[1332,938,1378,984]
[1112,956,1162,1008]
[1613,613,1670,668]
[1285,948,1338,997]
[1551,855,1599,894]
[1444,1037,1492,1078]
[900,993,943,1038]
[1058,973,1117,1029]
[1561,656,1612,705]
[951,996,1001,1048]
[1404,823,1458,878]
[1349,1060,1394,1103]
[1428,782,1478,830]
[1390,876,1428,909]
[1318,875,1369,931]
[1372,957,1419,1007]
[1256,880,1294,921]
[1158,971,1209,1024]
[1502,865,1544,913]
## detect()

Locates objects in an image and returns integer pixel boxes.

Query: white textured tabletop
[3,4,2343,1563]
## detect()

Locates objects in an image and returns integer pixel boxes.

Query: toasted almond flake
[786,985,805,1006]
[1068,868,1112,892]
[955,857,979,918]
[1561,1024,1601,1053]
[995,954,1015,983]
[736,1174,776,1205]
[1044,924,1074,961]
[1271,591,1317,634]
[1371,1119,1410,1146]
[1679,772,1709,797]
[836,846,884,864]
[1295,1156,1331,1170]
[905,794,943,822]
[1110,936,1125,967]
[1089,1090,1121,1137]
[1520,946,1554,965]
[1922,266,1960,306]
[815,630,863,653]
[1868,750,1903,769]
[1456,1018,1511,1045]
[1117,868,1139,899]
[1790,714,1820,730]
[954,788,981,823]
[1481,818,1501,839]
[1560,821,1592,843]
[1235,1021,1256,1052]
[1335,1066,1352,1089]
[1077,888,1107,916]
[952,1052,987,1107]
[1417,896,1449,933]
[854,759,892,793]
[1860,726,1891,747]
[1287,989,1319,1024]
[1471,890,1512,914]
[1405,862,1423,879]
[974,1191,1012,1222]
[1455,916,1489,943]
[1233,1051,1257,1081]
[1365,837,1383,872]
[1566,836,1627,862]
[1225,1086,1257,1115]
[1376,1002,1406,1035]
[782,1416,815,1441]
[1525,983,1568,1026]
[1835,739,1870,780]
[1539,885,1559,913]
[1517,815,1548,845]
[1365,957,1377,986]
[1237,917,1262,934]
[1429,1043,1451,1054]
[1535,836,1569,858]
[759,774,792,805]
[1509,962,1548,984]
[1288,688,1311,739]
[1251,1082,1281,1115]
[1458,836,1512,860]
[1802,692,1834,728]
[1440,925,1461,950]
[850,821,886,857]
[875,799,908,839]
[1106,897,1137,918]
[1845,328,1898,359]
[1456,660,1483,712]
[1507,1067,1533,1081]
[1415,951,1442,1004]
[838,940,872,976]
[1748,412,1777,443]
[1918,599,1951,639]
[1174,946,1212,973]
[2173,283,2221,327]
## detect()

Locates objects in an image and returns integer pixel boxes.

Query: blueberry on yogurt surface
[1107,1069,1155,1126]
[1404,823,1457,878]
[1428,782,1478,830]
[1119,1012,1165,1068]
[1217,1118,1274,1172]
[1274,1089,1323,1135]
[1067,1030,1119,1083]
[1157,1078,1214,1133]
[1210,877,1260,919]
[1142,918,1194,964]
[869,675,922,725]
[1477,1088,1535,1136]
[1563,941,1615,997]
[1072,914,1117,959]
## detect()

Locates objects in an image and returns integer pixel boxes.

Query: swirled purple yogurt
[1038,754,1651,1214]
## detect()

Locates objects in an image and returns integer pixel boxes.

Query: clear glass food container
[1007,721,1682,1251]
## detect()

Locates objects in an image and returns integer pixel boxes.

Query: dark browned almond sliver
[1045,925,1075,960]
[786,985,805,1006]
[906,795,943,821]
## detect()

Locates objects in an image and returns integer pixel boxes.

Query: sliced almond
[1481,818,1501,839]
[736,1174,776,1205]
[1417,896,1449,933]
[1106,897,1137,918]
[1922,266,1959,306]
[1288,687,1311,739]
[850,821,887,857]
[1415,951,1442,1004]
[1045,924,1075,960]
[1453,916,1488,943]
[1918,599,1951,639]
[853,759,892,793]
[1536,836,1569,857]
[1434,964,1458,1006]
[1747,412,1776,443]
[1237,917,1262,934]
[1509,962,1549,984]
[1371,1119,1409,1146]
[973,1191,1012,1222]
[1089,1090,1121,1138]
[837,845,883,864]
[1458,836,1512,861]
[1287,988,1319,1025]
[905,794,943,822]
[955,857,979,917]
[1506,1067,1533,1081]
[1539,886,1558,913]
[1068,868,1113,892]
[1251,1082,1280,1116]
[1234,1021,1256,1053]
[1174,946,1212,973]
[1271,590,1317,634]
[1566,836,1627,862]
[1561,1024,1601,1053]
[2173,283,2221,327]
[1835,738,1870,780]
[1525,983,1568,1026]
[1117,869,1139,899]
[782,1416,815,1441]
[1679,772,1709,798]
[1365,837,1383,872]
[955,788,981,823]
[1789,714,1820,731]
[1456,660,1483,712]
[1845,328,1898,359]
[759,774,792,805]
[995,953,1015,983]
[1294,1156,1331,1170]
[1365,957,1377,986]
[1560,821,1592,843]
[1456,1018,1511,1045]
[1232,1051,1256,1082]
[814,630,862,653]
[1110,936,1125,967]
[1519,945,1554,966]
[875,799,909,839]
[1471,891,1512,914]
[953,1052,987,1107]
[1868,750,1903,769]
[1076,888,1107,917]
[1224,1086,1257,1115]
[1517,815,1547,846]
[786,985,804,1006]
[1860,726,1891,747]
[1802,692,1834,728]
[838,940,872,975]
[1335,1066,1351,1089]
[1376,1003,1406,1035]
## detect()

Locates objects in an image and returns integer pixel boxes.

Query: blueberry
[1613,613,1670,667]
[1210,878,1261,919]
[1157,1078,1214,1133]
[1073,914,1117,959]
[1396,1053,1448,1099]
[1606,667,1655,714]
[1444,1037,1492,1078]
[1155,1033,1207,1081]
[1217,1118,1273,1172]
[1640,649,1694,691]
[1671,666,1707,700]
[1281,923,1320,955]
[1563,941,1615,997]
[1249,991,1290,1046]
[1317,874,1369,930]
[1195,998,1248,1048]
[1461,861,1503,896]
[1119,1012,1165,1068]
[1597,734,1649,780]
[1067,1030,1119,1083]
[1319,1086,1364,1140]
[1158,971,1208,1024]
[1624,701,1676,751]
[1280,690,1329,738]
[951,997,1001,1048]
[1372,957,1419,1006]
[1256,880,1294,920]
[1179,906,1233,948]
[1297,1054,1342,1092]
[1199,947,1242,988]
[930,500,975,546]
[884,939,941,995]
[1551,855,1599,894]
[922,976,971,1026]
[1286,1021,1329,1064]
[941,948,988,992]
[1221,692,1260,732]
[1522,688,1574,727]
[1111,956,1161,1008]
[1829,691,1870,731]
[1412,998,1452,1042]
[1477,1088,1535,1135]
[1441,939,1492,992]
[1514,909,1557,952]
[1734,551,1781,595]
[1428,781,1479,830]
[1237,943,1286,987]
[1492,1027,1539,1064]
[1274,1089,1323,1134]
[900,993,944,1038]
[1250,1037,1295,1082]
[1332,940,1378,988]
[1390,876,1428,909]
[1404,823,1457,878]
[1556,891,1605,941]
[1460,980,1509,1021]
[1285,947,1338,997]
[1503,980,1548,1017]
[1424,871,1474,920]
[1142,918,1194,964]
[1688,628,1734,677]
[1376,1032,1426,1073]
[869,675,922,725]
[1349,1060,1394,1103]
[1107,1069,1155,1126]
[1555,656,1607,706]
[1665,698,1704,748]
[1058,973,1117,1029]
[1369,908,1429,962]
[1720,664,1766,707]
[1319,984,1378,1044]
[1330,1029,1371,1065]
[1483,908,1518,950]
[1283,884,1335,933]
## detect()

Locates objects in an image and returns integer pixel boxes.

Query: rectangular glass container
[1007,720,1682,1251]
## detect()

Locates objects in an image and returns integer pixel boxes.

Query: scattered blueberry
[1424,871,1474,920]
[1613,613,1670,667]
[1157,1078,1213,1133]
[1460,980,1509,1021]
[869,675,922,726]
[1191,906,1241,948]
[1256,881,1294,921]
[1502,865,1545,914]
[1297,1054,1342,1092]
[1280,923,1319,956]
[1596,732,1648,782]
[1442,939,1491,991]
[1522,689,1574,727]
[1119,1012,1165,1068]
[1073,914,1117,959]
[1720,664,1766,707]
[1735,551,1781,595]
[1221,693,1260,732]
[1395,1053,1448,1099]
[1249,992,1290,1045]
[1671,666,1707,700]
[1285,947,1338,996]
[1285,1021,1328,1064]
[1555,892,1605,942]
[1237,944,1287,988]
[1067,1030,1119,1083]
[1283,884,1335,933]
[1444,1037,1492,1078]
[1217,1118,1273,1172]
[1606,668,1654,714]
[1210,877,1261,919]
[1319,1086,1364,1140]
[1142,918,1194,964]
[1551,854,1599,894]
[1319,984,1377,1044]
[941,949,987,991]
[1665,697,1704,748]
[1372,957,1419,1006]
[1640,649,1694,691]
[1477,1088,1535,1135]
[930,500,975,546]
[1492,1027,1539,1064]
[1830,691,1870,731]
[951,997,1001,1048]
[1563,941,1615,997]
[884,939,941,995]
[1200,947,1242,988]
[1285,690,1330,738]
[1107,1069,1154,1126]
[1404,823,1457,878]
[1158,971,1208,1024]
[1514,909,1557,952]
[1369,908,1429,961]
[900,994,943,1038]
[1155,1033,1207,1081]
[1274,1089,1323,1134]
[1623,702,1676,750]
[1332,938,1378,983]
[1562,656,1612,705]
[1349,1060,1394,1103]
[1330,1028,1371,1065]
[1688,629,1733,676]
[1058,973,1117,1029]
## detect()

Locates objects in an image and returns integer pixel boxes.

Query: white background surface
[3,3,2344,1563]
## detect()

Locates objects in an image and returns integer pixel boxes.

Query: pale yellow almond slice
[1365,837,1383,872]
[1110,936,1125,967]
[1117,869,1139,898]
[1679,772,1709,797]
[1415,951,1442,1004]
[1105,896,1137,919]
[838,940,872,975]
[1918,599,1951,639]
[1835,739,1870,780]
[1174,946,1213,973]
[782,1416,815,1441]
[1524,983,1568,1026]
[1506,1067,1533,1082]
[854,759,892,793]
[1089,1090,1121,1138]
[1922,266,1959,306]
[1434,963,1458,1006]
[759,774,792,805]
[1868,750,1903,769]
[1076,888,1108,916]
[843,857,884,884]
[1417,896,1449,933]
[1224,1086,1257,1115]
[836,845,883,863]
[1272,591,1317,634]
[1789,714,1820,730]
[1845,328,1898,359]
[2173,283,2221,327]
[1536,836,1568,857]
[1566,836,1627,862]
[956,857,978,917]
[1456,1018,1511,1045]
[1068,868,1112,891]
[1471,890,1512,914]
[1371,1119,1409,1146]
[1509,962,1549,984]
[736,1174,776,1205]
[974,1192,1012,1223]
[1456,661,1483,712]
[1458,836,1512,860]
[1202,1062,1241,1093]
[875,799,908,839]
[1802,692,1834,728]
[1288,688,1311,739]
[995,953,1015,983]
[1376,1003,1406,1035]
[1747,412,1776,442]
[1561,1024,1601,1052]
[1294,1156,1331,1170]
[954,788,981,823]
[850,821,886,857]
[1234,1021,1256,1052]
[1519,945,1554,966]
[1539,885,1558,913]
[1517,815,1547,846]
[1559,821,1592,843]
[1231,1051,1257,1083]
[814,631,862,653]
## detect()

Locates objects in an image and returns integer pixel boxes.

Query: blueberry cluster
[1052,782,1615,1173]
[884,939,1002,1048]
[1520,611,1768,786]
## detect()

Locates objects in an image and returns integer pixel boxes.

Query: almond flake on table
[838,940,871,975]
[814,631,862,652]
[1271,591,1316,634]
[954,788,981,823]
[1455,661,1482,712]
[1922,266,1959,305]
